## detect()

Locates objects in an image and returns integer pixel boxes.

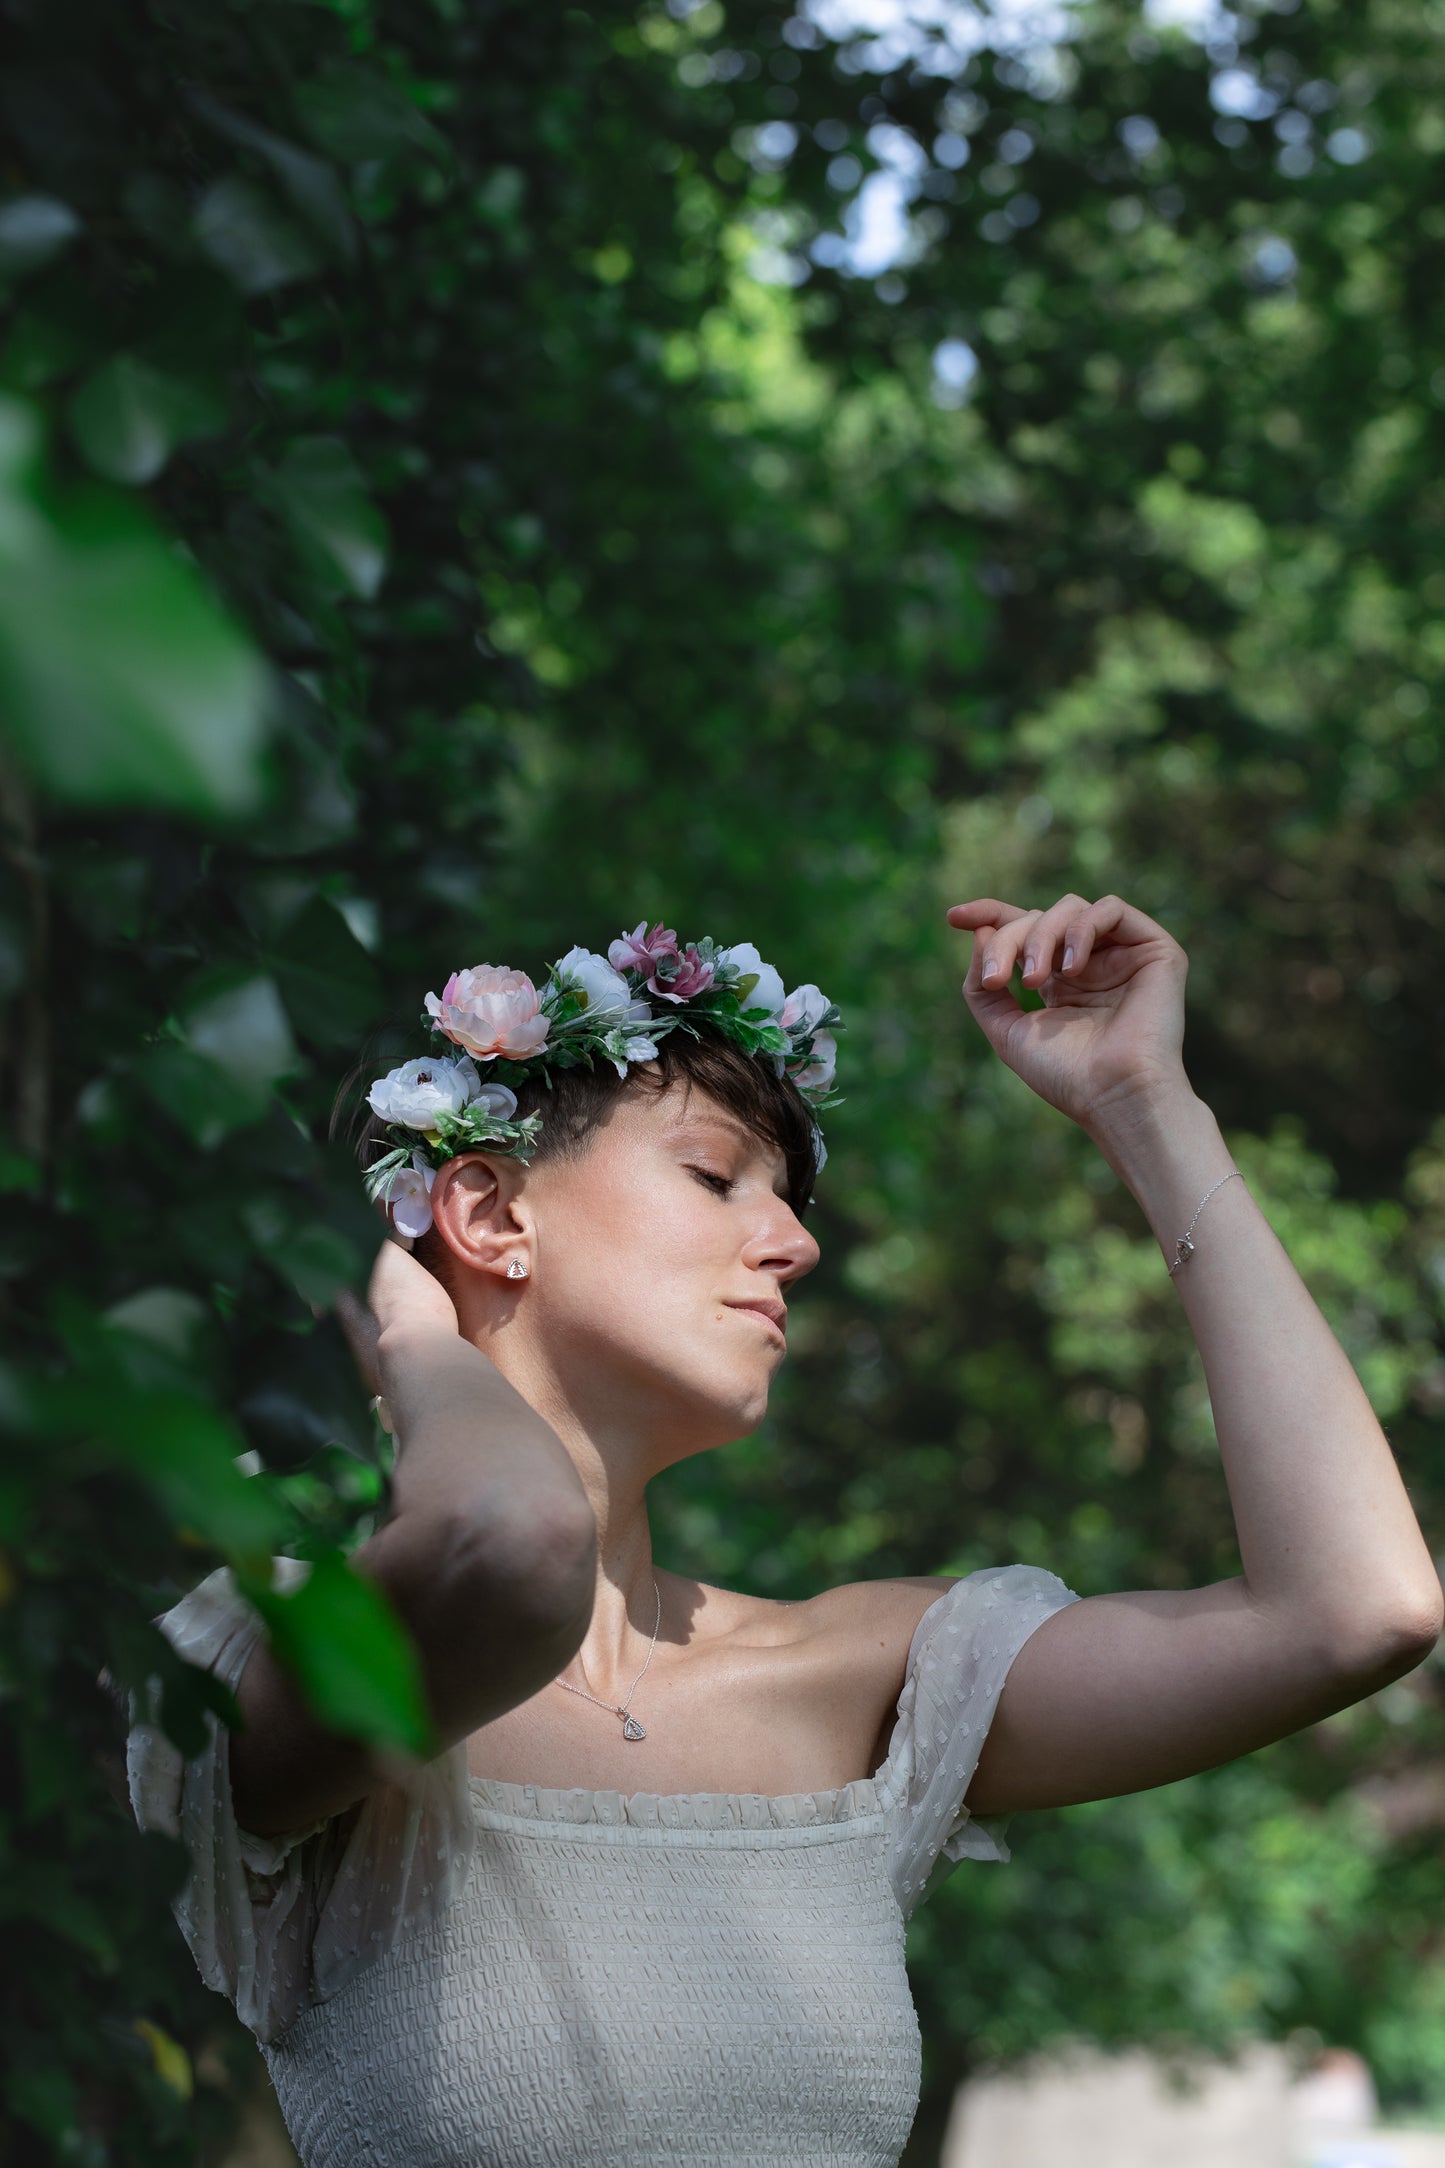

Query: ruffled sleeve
[125,1555,475,2047]
[884,1563,1080,1918]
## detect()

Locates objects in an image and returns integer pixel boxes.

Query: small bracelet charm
[1167,1169,1242,1276]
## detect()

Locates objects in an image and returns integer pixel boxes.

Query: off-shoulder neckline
[465,1749,906,1830]
[460,1573,977,1827]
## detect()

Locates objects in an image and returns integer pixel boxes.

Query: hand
[945,891,1191,1139]
[332,1234,461,1401]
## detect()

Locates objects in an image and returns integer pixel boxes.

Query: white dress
[126,1557,1078,2167]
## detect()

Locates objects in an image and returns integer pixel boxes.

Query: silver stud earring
[506,1259,528,1280]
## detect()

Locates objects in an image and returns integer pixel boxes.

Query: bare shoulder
[800,1573,961,1657]
[684,1569,958,1662]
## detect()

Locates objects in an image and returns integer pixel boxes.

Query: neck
[481,1339,673,1690]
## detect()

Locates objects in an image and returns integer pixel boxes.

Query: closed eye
[690,1169,735,1197]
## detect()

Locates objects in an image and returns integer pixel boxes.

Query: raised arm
[228,1236,597,1838]
[943,891,1442,1816]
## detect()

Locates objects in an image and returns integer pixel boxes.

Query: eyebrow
[666,1113,790,1185]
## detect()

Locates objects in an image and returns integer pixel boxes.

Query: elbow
[1387,1578,1445,1666]
[1327,1575,1444,1687]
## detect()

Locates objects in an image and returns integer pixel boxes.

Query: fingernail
[982,958,998,982]
[1023,954,1036,979]
[1063,946,1074,971]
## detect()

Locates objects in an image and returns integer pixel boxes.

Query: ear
[427,1153,532,1284]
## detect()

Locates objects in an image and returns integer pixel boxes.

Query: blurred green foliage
[1,0,1443,2160]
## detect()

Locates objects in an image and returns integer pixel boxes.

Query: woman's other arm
[228,1238,596,1838]
[944,892,1442,1815]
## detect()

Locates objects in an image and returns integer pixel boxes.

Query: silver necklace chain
[553,1577,661,1741]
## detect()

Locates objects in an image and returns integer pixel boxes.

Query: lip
[724,1300,787,1345]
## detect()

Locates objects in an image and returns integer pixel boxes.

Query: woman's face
[507,1080,821,1460]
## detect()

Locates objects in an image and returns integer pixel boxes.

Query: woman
[126,892,1441,2168]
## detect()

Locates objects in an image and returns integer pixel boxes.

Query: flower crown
[363,922,842,1238]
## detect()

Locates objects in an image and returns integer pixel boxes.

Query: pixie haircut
[336,1025,822,1281]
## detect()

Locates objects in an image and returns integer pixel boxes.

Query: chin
[667,1366,774,1454]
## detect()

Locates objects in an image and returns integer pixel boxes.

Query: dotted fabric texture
[126,1558,1078,2166]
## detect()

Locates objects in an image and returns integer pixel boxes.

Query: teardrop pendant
[622,1714,646,1741]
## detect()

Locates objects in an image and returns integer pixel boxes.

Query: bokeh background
[3,0,1444,2159]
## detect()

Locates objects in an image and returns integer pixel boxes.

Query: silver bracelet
[1167,1169,1243,1276]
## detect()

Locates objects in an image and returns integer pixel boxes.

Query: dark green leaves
[0,196,80,279]
[194,177,321,294]
[271,437,390,600]
[0,398,269,815]
[234,1551,438,1760]
[68,356,225,485]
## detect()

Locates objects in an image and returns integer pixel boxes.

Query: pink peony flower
[608,920,679,977]
[648,943,716,1005]
[425,964,550,1060]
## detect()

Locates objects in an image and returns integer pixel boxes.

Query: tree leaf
[68,354,226,485]
[31,1379,289,1552]
[178,969,301,1093]
[235,1551,438,1759]
[187,92,358,264]
[294,62,450,164]
[194,176,320,294]
[270,892,383,1044]
[0,194,80,277]
[0,398,270,814]
[271,436,390,600]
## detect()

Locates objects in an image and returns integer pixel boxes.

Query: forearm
[1092,1085,1441,1656]
[376,1323,596,1555]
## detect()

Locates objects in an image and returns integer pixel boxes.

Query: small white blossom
[385,1150,437,1239]
[474,1082,519,1122]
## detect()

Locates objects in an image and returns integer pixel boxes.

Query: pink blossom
[607,920,679,977]
[781,983,831,1035]
[648,944,716,1005]
[789,1029,837,1097]
[425,964,550,1060]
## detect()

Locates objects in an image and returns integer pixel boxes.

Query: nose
[746,1201,820,1286]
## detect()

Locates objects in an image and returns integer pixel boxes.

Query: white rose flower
[553,945,652,1026]
[718,942,785,1020]
[368,1054,482,1130]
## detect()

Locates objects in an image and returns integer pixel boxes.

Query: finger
[976,910,1040,990]
[946,898,1033,930]
[1059,901,1098,976]
[962,922,997,994]
[1015,894,1090,989]
[1083,893,1174,951]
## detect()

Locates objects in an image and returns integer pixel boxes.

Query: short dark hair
[333,1025,822,1284]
